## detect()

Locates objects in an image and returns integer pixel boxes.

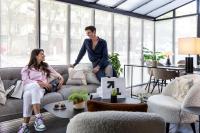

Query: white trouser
[23,82,45,117]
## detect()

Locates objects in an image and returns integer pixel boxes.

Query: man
[70,26,113,81]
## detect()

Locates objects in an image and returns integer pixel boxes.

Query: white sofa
[66,111,165,133]
[147,74,200,133]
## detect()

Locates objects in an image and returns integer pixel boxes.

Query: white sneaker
[34,116,46,132]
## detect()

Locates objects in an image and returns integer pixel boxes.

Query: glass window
[40,0,68,65]
[156,12,173,20]
[70,5,92,64]
[0,0,36,67]
[129,17,142,86]
[143,20,154,82]
[175,16,197,66]
[176,1,197,16]
[155,20,173,64]
[143,20,154,51]
[114,14,128,76]
[95,10,112,53]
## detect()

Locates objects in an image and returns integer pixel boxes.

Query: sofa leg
[166,123,170,133]
[190,123,196,133]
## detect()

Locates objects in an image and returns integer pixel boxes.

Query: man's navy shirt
[73,38,110,68]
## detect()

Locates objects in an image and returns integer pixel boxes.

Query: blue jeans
[95,64,113,81]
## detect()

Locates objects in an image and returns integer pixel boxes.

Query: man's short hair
[85,26,96,32]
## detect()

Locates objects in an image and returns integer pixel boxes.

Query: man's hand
[37,81,52,91]
[69,64,74,68]
[92,66,100,73]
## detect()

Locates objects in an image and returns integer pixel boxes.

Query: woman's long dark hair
[28,49,50,77]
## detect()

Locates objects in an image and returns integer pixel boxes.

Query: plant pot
[152,61,157,67]
[73,101,85,110]
[111,95,117,103]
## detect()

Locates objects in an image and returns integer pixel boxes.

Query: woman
[18,49,64,133]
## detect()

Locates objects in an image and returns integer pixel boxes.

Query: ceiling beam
[56,0,154,20]
[93,0,99,4]
[145,0,175,15]
[131,0,154,12]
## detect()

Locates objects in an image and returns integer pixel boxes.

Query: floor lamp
[178,37,200,73]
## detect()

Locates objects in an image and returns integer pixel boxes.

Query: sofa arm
[182,83,200,108]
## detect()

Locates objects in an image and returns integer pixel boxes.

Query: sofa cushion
[3,79,18,91]
[51,65,68,84]
[67,68,87,85]
[58,84,99,100]
[0,76,6,105]
[74,63,100,85]
[0,98,23,117]
[148,95,181,123]
[0,67,22,81]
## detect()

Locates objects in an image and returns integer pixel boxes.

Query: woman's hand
[57,77,64,89]
[37,81,52,91]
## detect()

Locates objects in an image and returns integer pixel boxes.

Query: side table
[184,107,200,133]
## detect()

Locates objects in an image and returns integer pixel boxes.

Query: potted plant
[137,93,147,103]
[143,47,166,67]
[109,53,123,77]
[110,88,118,103]
[68,90,88,109]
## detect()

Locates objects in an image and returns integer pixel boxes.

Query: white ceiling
[82,0,195,18]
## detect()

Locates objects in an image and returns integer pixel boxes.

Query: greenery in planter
[108,53,123,77]
[111,88,118,96]
[143,47,166,62]
[68,90,88,104]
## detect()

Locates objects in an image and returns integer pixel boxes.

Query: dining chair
[150,68,178,93]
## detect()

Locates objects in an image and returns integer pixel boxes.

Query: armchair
[147,74,200,133]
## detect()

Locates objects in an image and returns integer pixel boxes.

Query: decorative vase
[73,101,85,110]
[166,56,171,66]
[111,95,117,103]
[152,61,157,67]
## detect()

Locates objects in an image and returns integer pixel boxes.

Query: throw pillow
[5,85,15,97]
[0,76,6,105]
[172,77,193,102]
[3,79,18,91]
[11,80,23,99]
[5,80,24,99]
[66,68,87,85]
[74,63,100,84]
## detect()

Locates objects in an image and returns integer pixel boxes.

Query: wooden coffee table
[43,97,142,119]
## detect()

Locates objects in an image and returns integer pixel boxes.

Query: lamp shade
[178,37,200,55]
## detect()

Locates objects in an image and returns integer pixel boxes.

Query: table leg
[199,115,200,133]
